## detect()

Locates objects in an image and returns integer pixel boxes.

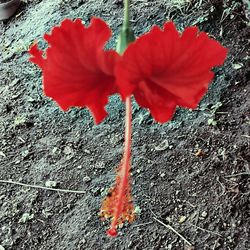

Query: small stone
[83,176,91,183]
[63,146,74,155]
[21,150,29,158]
[166,217,171,223]
[179,215,187,224]
[66,154,73,160]
[14,116,26,127]
[0,151,6,157]
[19,213,34,223]
[134,206,142,214]
[45,180,57,188]
[84,149,91,154]
[0,245,5,250]
[27,96,35,102]
[80,238,86,244]
[208,118,217,126]
[95,162,105,169]
[201,211,208,218]
[52,147,58,154]
[166,244,172,249]
[155,139,169,151]
[4,38,12,47]
[232,63,243,69]
[160,172,166,177]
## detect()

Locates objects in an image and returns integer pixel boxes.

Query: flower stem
[105,0,134,237]
[107,97,132,237]
[116,0,135,54]
[123,0,130,29]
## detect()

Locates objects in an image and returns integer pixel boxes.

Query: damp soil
[0,1,12,4]
[0,0,249,249]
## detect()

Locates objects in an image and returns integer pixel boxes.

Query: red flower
[115,22,228,123]
[29,17,228,237]
[29,18,121,124]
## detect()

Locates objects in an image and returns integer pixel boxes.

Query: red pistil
[100,97,135,236]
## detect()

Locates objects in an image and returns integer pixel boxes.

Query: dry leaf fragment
[195,149,205,157]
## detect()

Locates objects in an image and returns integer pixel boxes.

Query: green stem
[123,0,130,29]
[116,0,135,54]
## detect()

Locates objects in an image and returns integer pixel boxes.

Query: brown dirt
[0,0,249,249]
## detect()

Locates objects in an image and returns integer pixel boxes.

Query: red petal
[116,21,228,123]
[29,18,121,124]
[29,43,44,68]
[107,228,118,237]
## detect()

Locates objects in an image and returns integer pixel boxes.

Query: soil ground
[0,0,249,249]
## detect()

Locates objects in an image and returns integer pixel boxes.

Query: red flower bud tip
[107,228,118,237]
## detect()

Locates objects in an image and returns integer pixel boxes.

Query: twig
[241,135,250,139]
[216,177,226,196]
[242,191,250,196]
[224,172,250,178]
[153,217,193,247]
[0,179,86,194]
[189,223,222,237]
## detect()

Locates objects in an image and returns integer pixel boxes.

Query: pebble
[84,149,90,154]
[83,176,91,183]
[166,244,172,249]
[45,180,57,188]
[63,146,74,155]
[52,147,58,154]
[201,211,208,218]
[80,238,86,244]
[160,172,166,177]
[179,215,187,224]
